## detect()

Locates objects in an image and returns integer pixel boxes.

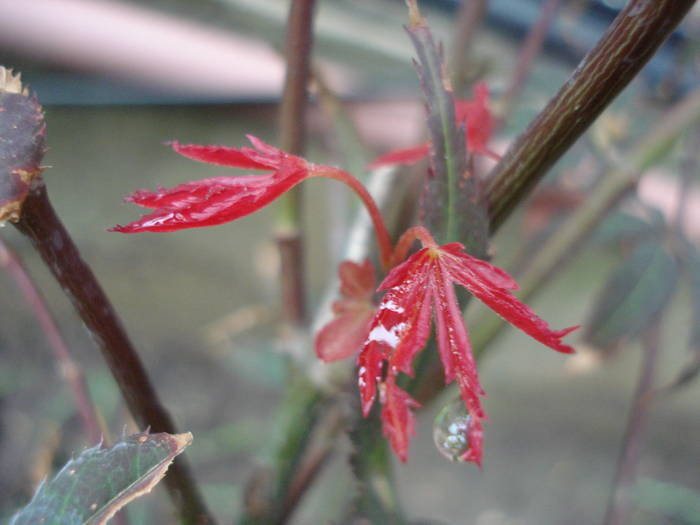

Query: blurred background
[1,0,699,523]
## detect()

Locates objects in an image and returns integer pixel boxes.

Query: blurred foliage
[632,478,700,524]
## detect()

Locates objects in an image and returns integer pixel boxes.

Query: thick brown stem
[486,0,696,232]
[13,183,214,525]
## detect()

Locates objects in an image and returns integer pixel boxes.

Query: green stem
[486,0,696,232]
[348,410,406,525]
[239,373,324,525]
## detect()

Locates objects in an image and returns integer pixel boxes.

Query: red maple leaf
[369,82,500,170]
[110,135,311,233]
[315,259,377,362]
[111,136,395,270]
[359,226,577,465]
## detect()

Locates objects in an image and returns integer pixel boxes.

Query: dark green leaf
[0,67,46,224]
[584,240,678,350]
[11,432,192,525]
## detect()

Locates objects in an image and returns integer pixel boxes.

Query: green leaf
[0,67,46,224]
[405,16,488,256]
[584,239,678,350]
[11,432,192,525]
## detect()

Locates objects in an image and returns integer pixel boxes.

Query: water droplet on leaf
[433,397,472,462]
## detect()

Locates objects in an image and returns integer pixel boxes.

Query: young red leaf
[455,82,500,161]
[368,83,499,170]
[315,259,377,362]
[368,143,430,170]
[111,136,311,233]
[357,226,577,464]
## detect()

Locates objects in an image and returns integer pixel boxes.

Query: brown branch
[486,0,696,232]
[13,183,214,525]
[276,0,318,328]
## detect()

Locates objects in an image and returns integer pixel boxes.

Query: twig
[449,0,488,95]
[486,0,696,232]
[13,183,214,525]
[0,237,104,445]
[498,0,562,126]
[276,0,318,328]
[602,321,663,525]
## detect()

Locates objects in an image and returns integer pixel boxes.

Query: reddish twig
[0,237,104,445]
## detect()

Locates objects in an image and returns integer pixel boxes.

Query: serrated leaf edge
[87,432,192,525]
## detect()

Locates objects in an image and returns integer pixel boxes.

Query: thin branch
[449,0,489,95]
[486,0,696,232]
[276,0,318,328]
[498,0,562,126]
[13,183,214,525]
[602,321,663,525]
[0,237,104,445]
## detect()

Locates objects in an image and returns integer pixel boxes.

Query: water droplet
[433,397,472,462]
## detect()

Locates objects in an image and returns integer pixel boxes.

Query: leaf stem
[392,225,436,265]
[485,0,696,232]
[313,166,394,272]
[13,183,214,525]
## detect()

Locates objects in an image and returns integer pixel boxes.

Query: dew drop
[433,397,472,462]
